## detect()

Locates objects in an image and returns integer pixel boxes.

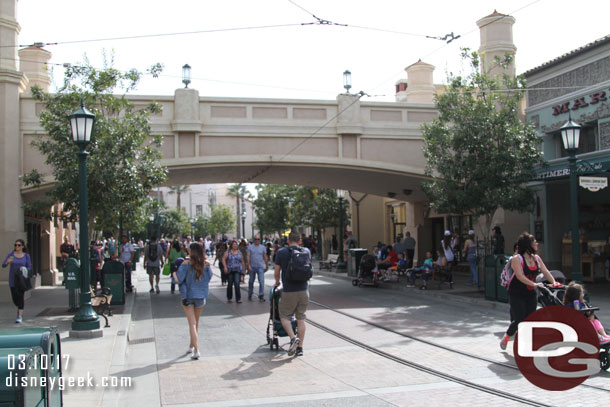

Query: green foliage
[168,185,190,211]
[24,54,167,236]
[208,204,235,236]
[254,184,348,235]
[422,49,544,235]
[160,208,190,239]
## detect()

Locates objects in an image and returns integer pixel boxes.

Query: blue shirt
[276,245,310,292]
[2,252,32,288]
[247,244,266,269]
[177,263,213,300]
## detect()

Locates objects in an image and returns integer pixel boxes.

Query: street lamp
[149,214,155,237]
[69,100,100,331]
[561,114,582,282]
[182,64,191,88]
[189,217,197,240]
[336,189,347,270]
[343,70,352,93]
[241,210,247,240]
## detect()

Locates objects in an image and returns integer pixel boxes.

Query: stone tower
[476,10,516,79]
[0,0,27,278]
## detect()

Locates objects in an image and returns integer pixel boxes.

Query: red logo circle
[514,305,599,391]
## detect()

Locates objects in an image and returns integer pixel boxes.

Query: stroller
[266,286,298,351]
[352,254,379,287]
[536,271,610,371]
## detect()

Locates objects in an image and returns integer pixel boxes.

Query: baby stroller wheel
[600,350,610,371]
[273,337,279,350]
[352,279,359,286]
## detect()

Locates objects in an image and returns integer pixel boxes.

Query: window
[196,205,203,216]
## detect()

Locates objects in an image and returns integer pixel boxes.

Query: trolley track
[214,269,609,403]
[307,297,610,394]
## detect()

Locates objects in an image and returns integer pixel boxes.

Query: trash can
[102,260,125,305]
[64,258,80,311]
[134,247,141,265]
[496,254,511,303]
[348,249,368,277]
[0,328,62,407]
[0,346,45,407]
[484,255,497,301]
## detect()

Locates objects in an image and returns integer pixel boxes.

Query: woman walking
[222,240,245,303]
[167,239,187,294]
[176,243,212,360]
[463,230,478,286]
[500,232,556,350]
[2,239,32,323]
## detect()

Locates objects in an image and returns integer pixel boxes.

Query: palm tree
[226,183,245,238]
[168,185,191,212]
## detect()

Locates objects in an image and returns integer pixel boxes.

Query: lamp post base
[69,328,103,339]
[336,261,347,270]
[71,305,100,331]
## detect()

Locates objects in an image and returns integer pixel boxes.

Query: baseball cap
[444,230,451,236]
[468,230,475,235]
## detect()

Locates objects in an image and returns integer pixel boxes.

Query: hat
[444,230,451,236]
[468,230,475,235]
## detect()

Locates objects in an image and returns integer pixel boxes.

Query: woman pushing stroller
[500,232,557,350]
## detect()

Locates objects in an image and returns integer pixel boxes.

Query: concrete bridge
[20,90,437,203]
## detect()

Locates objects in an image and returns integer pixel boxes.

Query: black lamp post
[390,209,397,243]
[182,64,191,88]
[149,214,155,237]
[336,189,347,270]
[69,100,100,331]
[190,217,196,240]
[343,70,352,93]
[561,114,582,282]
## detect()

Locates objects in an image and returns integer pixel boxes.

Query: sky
[16,0,610,102]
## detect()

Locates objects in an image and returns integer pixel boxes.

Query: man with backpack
[144,236,164,294]
[274,231,312,357]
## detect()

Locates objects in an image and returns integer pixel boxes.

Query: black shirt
[276,245,310,293]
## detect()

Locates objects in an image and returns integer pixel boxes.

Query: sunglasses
[14,244,22,247]
[255,239,261,241]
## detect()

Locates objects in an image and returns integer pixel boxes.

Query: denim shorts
[182,298,206,308]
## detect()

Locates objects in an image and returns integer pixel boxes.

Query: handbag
[162,263,171,276]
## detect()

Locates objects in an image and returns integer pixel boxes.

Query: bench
[90,287,113,327]
[320,254,339,270]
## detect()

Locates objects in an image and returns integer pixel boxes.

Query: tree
[422,49,544,241]
[226,183,249,238]
[253,184,348,236]
[168,185,190,212]
[208,204,235,237]
[253,184,293,236]
[23,54,167,238]
[160,208,190,239]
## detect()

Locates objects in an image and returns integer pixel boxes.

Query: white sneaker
[288,337,300,356]
[155,285,160,294]
[186,347,194,354]
[191,351,200,360]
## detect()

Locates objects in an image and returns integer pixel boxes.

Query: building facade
[525,35,610,281]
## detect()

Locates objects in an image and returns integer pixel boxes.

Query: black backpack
[148,243,159,262]
[286,247,312,283]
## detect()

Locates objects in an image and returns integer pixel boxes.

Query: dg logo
[514,305,600,391]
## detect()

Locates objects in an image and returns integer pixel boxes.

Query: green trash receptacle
[0,346,45,407]
[0,328,62,407]
[348,249,368,277]
[484,255,497,301]
[102,260,125,305]
[134,247,141,266]
[64,258,80,311]
[496,254,511,303]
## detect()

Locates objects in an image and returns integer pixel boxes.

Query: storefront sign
[535,161,606,180]
[579,176,608,192]
[552,90,608,116]
[536,168,570,180]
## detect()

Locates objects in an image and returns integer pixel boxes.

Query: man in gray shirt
[144,236,164,294]
[403,232,416,269]
[247,234,269,302]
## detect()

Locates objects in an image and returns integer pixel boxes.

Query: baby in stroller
[562,282,610,345]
